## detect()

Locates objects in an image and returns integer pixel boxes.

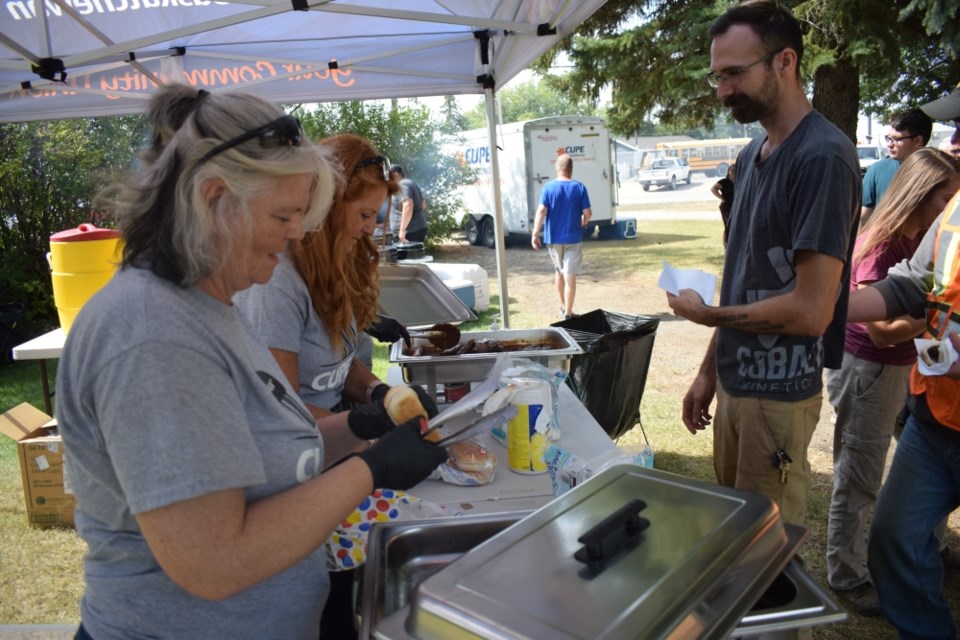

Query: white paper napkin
[916,337,959,376]
[658,260,718,306]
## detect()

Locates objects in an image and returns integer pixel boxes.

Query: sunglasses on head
[353,155,391,181]
[201,115,303,162]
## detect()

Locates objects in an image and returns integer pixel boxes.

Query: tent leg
[484,87,510,328]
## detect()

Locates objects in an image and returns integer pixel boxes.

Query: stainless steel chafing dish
[359,464,845,639]
[390,327,583,387]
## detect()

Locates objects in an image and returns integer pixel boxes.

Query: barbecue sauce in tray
[405,336,565,358]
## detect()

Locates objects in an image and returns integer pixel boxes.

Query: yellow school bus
[656,137,751,177]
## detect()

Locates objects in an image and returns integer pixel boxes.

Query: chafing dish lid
[377,264,476,327]
[407,464,794,639]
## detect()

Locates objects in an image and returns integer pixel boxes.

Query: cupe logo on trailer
[558,145,587,156]
[462,146,491,166]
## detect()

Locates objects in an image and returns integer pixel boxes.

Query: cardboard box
[0,402,75,529]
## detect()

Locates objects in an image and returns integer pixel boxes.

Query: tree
[0,116,150,332]
[462,79,599,130]
[439,96,468,134]
[297,100,472,249]
[535,0,960,141]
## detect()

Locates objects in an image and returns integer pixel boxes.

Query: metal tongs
[423,404,518,446]
[421,376,515,446]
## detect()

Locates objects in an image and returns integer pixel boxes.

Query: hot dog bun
[921,342,942,366]
[383,385,437,440]
[447,440,496,483]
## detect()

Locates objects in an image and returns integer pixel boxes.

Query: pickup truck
[637,158,692,191]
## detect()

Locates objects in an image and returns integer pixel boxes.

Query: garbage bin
[551,309,659,439]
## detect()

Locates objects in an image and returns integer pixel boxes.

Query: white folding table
[386,366,618,514]
[12,328,65,415]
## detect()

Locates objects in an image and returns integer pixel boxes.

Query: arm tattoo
[716,314,786,331]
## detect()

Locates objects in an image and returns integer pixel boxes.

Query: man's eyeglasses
[353,155,391,181]
[201,115,303,162]
[706,48,785,89]
[884,133,918,145]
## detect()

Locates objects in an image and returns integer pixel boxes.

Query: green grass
[0,360,85,625]
[618,200,721,213]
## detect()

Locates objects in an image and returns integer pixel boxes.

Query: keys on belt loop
[773,448,793,485]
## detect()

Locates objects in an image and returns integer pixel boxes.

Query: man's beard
[724,75,778,124]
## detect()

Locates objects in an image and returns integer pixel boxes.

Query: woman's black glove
[357,419,448,490]
[367,314,411,347]
[347,401,395,440]
[412,385,439,418]
[369,383,440,419]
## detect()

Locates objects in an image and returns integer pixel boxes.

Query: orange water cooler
[48,224,122,333]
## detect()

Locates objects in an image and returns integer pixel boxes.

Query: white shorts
[547,243,583,276]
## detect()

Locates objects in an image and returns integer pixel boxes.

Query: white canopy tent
[1,0,609,326]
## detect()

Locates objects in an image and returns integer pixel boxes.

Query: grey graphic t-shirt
[717,112,860,401]
[56,266,328,639]
[235,254,358,411]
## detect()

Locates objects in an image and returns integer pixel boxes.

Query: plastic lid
[50,223,121,242]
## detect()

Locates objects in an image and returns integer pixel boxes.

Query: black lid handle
[574,498,649,576]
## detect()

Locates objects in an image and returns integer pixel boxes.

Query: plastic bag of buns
[429,435,497,486]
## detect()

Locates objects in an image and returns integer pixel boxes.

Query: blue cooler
[597,219,637,240]
[443,278,476,310]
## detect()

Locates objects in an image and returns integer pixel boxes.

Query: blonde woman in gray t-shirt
[56,85,446,640]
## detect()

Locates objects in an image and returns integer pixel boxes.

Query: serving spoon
[407,322,461,349]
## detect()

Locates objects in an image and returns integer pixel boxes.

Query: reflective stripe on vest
[911,189,960,431]
[925,192,960,338]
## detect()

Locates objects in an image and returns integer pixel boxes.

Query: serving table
[12,328,65,415]
[386,366,617,514]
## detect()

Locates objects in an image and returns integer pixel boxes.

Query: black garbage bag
[551,309,659,440]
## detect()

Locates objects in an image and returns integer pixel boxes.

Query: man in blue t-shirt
[531,154,592,320]
[860,108,933,223]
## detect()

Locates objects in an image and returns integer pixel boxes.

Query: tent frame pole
[483,85,510,328]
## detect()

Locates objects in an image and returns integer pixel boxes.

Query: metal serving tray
[390,327,583,386]
[361,510,844,639]
[377,264,477,328]
[358,511,532,640]
[395,464,844,639]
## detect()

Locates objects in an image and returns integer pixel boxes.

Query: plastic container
[48,224,122,333]
[505,378,552,474]
[598,219,637,240]
[443,383,469,403]
[426,263,489,312]
[443,278,476,310]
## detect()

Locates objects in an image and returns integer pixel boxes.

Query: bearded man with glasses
[861,108,934,223]
[667,0,860,616]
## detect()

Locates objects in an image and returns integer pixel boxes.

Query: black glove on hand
[347,400,395,440]
[358,418,448,490]
[367,314,411,347]
[411,385,440,418]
